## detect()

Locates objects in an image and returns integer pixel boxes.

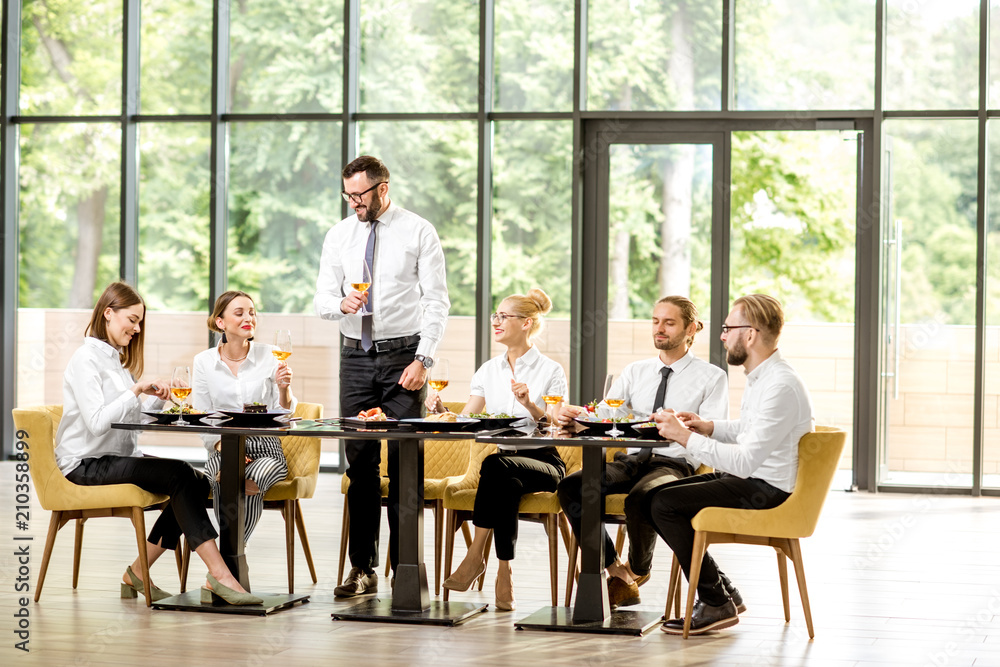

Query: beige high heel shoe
[495,570,516,612]
[442,559,486,592]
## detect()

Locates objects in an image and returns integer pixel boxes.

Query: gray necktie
[639,366,673,464]
[360,220,379,352]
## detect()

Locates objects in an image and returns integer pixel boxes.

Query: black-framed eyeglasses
[490,312,525,326]
[720,324,757,335]
[341,182,386,203]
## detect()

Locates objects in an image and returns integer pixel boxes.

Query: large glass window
[587,0,721,111]
[359,0,479,113]
[885,0,979,110]
[19,0,122,116]
[140,0,212,115]
[734,0,875,110]
[494,1,574,112]
[981,120,1000,488]
[230,0,344,113]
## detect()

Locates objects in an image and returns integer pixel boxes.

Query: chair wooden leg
[544,514,559,607]
[683,531,709,639]
[443,509,457,602]
[776,544,790,622]
[480,530,493,591]
[433,500,444,595]
[72,518,85,589]
[294,501,318,583]
[173,543,182,582]
[673,557,683,618]
[787,538,815,639]
[35,511,62,602]
[180,537,191,593]
[337,501,350,585]
[614,523,626,557]
[284,500,296,593]
[564,538,578,607]
[558,513,573,556]
[460,520,473,548]
[666,554,681,620]
[130,507,152,607]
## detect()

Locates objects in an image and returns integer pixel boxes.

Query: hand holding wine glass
[352,260,373,315]
[428,359,450,409]
[603,373,625,437]
[171,366,192,426]
[272,330,293,389]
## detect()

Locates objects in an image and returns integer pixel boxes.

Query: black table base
[152,590,310,616]
[331,597,488,626]
[513,606,663,636]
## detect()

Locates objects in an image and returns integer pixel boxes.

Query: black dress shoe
[661,599,739,635]
[607,576,641,609]
[334,567,378,598]
[719,572,747,614]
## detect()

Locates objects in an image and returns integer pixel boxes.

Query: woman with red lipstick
[427,288,567,612]
[55,282,261,605]
[192,290,296,542]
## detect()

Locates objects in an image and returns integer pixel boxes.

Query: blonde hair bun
[525,288,552,316]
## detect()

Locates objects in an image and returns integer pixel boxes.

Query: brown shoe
[607,576,640,609]
[633,572,651,588]
[334,567,378,598]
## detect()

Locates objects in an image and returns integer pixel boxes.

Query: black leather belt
[342,335,420,353]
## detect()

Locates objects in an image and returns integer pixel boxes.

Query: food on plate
[578,412,635,423]
[468,412,514,419]
[163,405,204,415]
[584,400,601,415]
[243,402,267,414]
[426,411,459,422]
[356,407,388,421]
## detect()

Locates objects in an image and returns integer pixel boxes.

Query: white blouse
[191,341,298,451]
[55,337,163,475]
[469,345,567,450]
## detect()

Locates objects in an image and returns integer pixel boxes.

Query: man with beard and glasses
[314,155,450,597]
[649,293,814,636]
[554,295,728,609]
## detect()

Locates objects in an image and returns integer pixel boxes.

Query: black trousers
[340,341,423,574]
[66,454,218,551]
[557,452,693,574]
[646,471,790,606]
[472,447,566,561]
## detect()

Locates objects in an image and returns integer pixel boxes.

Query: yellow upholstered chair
[666,427,847,638]
[13,405,171,607]
[442,442,579,606]
[337,402,472,594]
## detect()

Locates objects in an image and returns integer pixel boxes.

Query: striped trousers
[203,436,288,543]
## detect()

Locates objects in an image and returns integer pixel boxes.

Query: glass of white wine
[272,329,292,362]
[171,366,192,426]
[428,359,449,411]
[353,259,373,315]
[603,373,625,437]
[541,394,564,436]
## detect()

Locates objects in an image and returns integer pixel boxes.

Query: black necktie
[360,220,379,352]
[652,366,673,412]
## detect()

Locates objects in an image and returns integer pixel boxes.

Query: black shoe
[661,599,739,635]
[334,567,378,598]
[719,572,747,614]
[607,576,640,609]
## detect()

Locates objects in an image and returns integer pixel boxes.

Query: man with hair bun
[555,295,729,609]
[651,293,814,636]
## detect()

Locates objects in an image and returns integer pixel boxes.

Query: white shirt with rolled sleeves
[191,341,298,452]
[55,337,164,476]
[470,345,567,450]
[612,350,729,463]
[313,201,450,360]
[684,350,814,494]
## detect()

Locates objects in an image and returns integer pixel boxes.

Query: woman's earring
[221,332,228,344]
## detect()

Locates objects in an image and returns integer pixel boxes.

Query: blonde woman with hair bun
[428,288,567,613]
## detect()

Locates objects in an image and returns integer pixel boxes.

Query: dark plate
[630,424,666,440]
[468,416,526,430]
[573,417,643,434]
[142,410,206,424]
[217,410,291,427]
[341,417,401,430]
[400,417,480,432]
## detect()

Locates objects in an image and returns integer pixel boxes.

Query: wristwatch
[415,354,434,369]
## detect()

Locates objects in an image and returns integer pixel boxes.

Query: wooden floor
[3,462,1000,666]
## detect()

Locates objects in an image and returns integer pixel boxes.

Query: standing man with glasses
[553,295,728,609]
[649,294,814,635]
[314,155,450,597]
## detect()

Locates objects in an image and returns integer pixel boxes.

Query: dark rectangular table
[113,417,488,623]
[475,429,667,636]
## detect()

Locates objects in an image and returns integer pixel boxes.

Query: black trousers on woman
[473,447,566,561]
[645,471,789,606]
[67,455,218,550]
